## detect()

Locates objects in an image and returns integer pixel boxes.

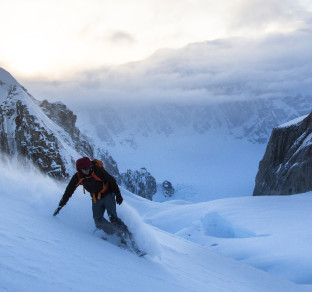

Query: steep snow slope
[0,67,19,87]
[0,159,308,292]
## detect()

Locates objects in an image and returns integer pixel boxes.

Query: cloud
[231,0,295,26]
[16,28,312,110]
[109,31,136,44]
[2,0,312,79]
[222,0,312,43]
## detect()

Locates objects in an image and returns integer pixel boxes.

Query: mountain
[76,95,312,147]
[0,68,118,180]
[71,95,312,202]
[254,112,312,196]
[0,67,160,200]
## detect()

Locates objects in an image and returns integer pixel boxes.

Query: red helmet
[76,157,92,171]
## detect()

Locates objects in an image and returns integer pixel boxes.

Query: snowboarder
[53,157,128,236]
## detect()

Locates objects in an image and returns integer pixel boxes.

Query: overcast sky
[0,0,311,81]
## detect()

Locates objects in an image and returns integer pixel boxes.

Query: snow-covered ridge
[0,67,121,180]
[278,114,308,129]
[0,67,19,87]
[0,82,90,178]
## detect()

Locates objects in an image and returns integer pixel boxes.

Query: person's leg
[102,194,140,250]
[104,194,128,233]
[92,198,115,234]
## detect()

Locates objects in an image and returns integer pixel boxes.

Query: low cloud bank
[20,28,312,109]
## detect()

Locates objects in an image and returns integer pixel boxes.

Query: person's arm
[53,173,79,216]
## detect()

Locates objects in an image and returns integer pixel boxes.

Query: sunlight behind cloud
[21,28,312,109]
[0,0,311,79]
[4,38,53,75]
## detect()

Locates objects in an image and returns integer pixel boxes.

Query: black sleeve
[59,173,79,207]
[95,167,122,198]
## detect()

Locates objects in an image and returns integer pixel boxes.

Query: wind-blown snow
[0,158,310,291]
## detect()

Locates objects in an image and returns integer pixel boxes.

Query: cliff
[253,113,312,195]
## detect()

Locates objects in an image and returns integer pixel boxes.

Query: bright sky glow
[0,0,311,79]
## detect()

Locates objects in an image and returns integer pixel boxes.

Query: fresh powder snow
[0,157,311,292]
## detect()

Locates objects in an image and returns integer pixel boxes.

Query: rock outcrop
[253,112,312,196]
[0,81,119,179]
[120,168,157,200]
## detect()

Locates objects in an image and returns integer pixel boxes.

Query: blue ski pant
[92,193,118,234]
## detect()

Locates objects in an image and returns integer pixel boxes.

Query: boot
[95,217,116,235]
[109,215,130,238]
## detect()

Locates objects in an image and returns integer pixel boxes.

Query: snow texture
[0,67,19,87]
[0,157,310,292]
[278,115,308,129]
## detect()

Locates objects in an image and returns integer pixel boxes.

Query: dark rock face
[39,99,94,158]
[40,100,77,137]
[253,112,312,196]
[0,83,119,180]
[120,168,157,200]
[0,86,66,179]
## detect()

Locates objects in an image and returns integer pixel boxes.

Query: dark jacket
[59,165,121,207]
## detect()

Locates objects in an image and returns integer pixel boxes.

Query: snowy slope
[0,67,19,87]
[128,192,312,285]
[0,158,310,291]
[278,114,309,129]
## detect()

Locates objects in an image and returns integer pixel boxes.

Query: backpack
[76,159,109,203]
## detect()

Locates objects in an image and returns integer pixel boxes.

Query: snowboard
[94,228,147,257]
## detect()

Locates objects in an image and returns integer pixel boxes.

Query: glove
[116,195,123,205]
[53,206,62,216]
